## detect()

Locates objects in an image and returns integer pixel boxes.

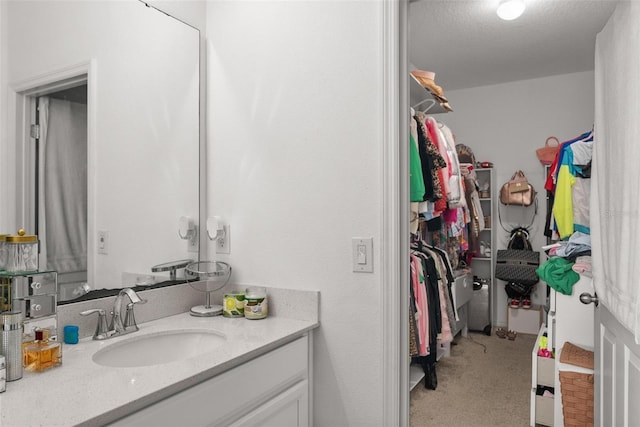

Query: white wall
[206,1,385,425]
[441,71,595,326]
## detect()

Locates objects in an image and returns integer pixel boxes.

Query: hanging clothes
[543,129,594,239]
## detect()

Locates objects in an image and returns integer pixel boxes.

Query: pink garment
[411,255,429,356]
[572,255,592,277]
[425,117,452,197]
[442,207,458,224]
[437,276,453,345]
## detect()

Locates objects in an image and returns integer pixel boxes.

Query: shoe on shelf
[510,298,521,309]
[522,298,531,309]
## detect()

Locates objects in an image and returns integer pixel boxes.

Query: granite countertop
[0,312,319,427]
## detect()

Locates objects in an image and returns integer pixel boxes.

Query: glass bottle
[23,328,61,372]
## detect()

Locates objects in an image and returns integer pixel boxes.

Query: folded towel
[536,257,580,295]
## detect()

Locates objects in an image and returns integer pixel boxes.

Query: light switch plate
[98,230,108,254]
[352,237,373,273]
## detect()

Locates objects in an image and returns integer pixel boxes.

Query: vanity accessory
[0,233,8,270]
[5,229,38,273]
[178,216,196,240]
[0,311,24,381]
[0,275,10,312]
[223,292,245,317]
[80,288,147,340]
[0,355,6,392]
[185,261,232,317]
[244,287,268,320]
[22,329,35,367]
[151,259,193,281]
[23,328,61,372]
[63,325,79,344]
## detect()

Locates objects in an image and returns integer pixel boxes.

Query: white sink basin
[92,329,227,368]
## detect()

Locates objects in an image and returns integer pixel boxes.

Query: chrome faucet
[81,288,147,340]
[111,288,147,334]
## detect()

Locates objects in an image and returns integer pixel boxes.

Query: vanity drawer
[11,272,57,298]
[11,294,57,319]
[535,395,554,426]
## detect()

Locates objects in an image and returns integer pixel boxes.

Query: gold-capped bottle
[23,329,61,372]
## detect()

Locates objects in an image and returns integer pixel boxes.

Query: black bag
[495,227,539,285]
[504,281,533,298]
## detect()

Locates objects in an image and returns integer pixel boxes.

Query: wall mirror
[4,0,200,302]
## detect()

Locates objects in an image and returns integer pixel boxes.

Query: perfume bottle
[22,329,35,368]
[23,329,61,372]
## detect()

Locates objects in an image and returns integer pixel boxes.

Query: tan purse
[536,136,560,165]
[500,170,537,206]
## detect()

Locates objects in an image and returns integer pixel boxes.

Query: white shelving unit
[529,276,595,426]
[470,167,496,328]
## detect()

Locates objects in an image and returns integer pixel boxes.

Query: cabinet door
[230,380,309,427]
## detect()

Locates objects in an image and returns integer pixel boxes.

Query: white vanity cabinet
[111,335,311,427]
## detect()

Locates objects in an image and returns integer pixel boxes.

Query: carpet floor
[410,330,537,427]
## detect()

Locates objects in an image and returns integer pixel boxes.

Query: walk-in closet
[405,2,640,426]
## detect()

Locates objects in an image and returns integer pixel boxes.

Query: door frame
[8,60,96,283]
[381,0,409,425]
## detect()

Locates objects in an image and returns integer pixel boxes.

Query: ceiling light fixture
[497,0,525,21]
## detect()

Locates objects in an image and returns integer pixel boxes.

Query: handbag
[495,249,540,285]
[495,227,540,286]
[536,136,560,165]
[500,170,537,206]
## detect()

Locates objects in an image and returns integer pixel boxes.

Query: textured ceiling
[409,0,618,91]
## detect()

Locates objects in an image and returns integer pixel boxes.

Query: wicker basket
[559,370,594,426]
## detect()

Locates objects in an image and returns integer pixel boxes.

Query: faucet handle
[80,308,110,340]
[124,303,140,331]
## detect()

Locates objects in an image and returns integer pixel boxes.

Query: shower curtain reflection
[38,95,88,287]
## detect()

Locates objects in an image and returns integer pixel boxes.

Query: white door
[590,2,640,425]
[594,302,640,426]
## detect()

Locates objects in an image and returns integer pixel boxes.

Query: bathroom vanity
[0,288,319,427]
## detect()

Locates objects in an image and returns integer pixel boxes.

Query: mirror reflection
[4,0,200,301]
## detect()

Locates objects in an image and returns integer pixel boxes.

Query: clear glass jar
[223,291,245,318]
[6,229,38,273]
[244,286,268,320]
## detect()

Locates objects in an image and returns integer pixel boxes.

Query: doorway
[12,70,91,299]
[32,84,88,290]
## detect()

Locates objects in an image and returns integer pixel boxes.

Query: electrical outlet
[187,225,199,253]
[216,225,230,254]
[98,230,108,254]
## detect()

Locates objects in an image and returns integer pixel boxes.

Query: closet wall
[442,70,595,327]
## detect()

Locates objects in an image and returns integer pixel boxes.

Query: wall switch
[352,237,373,273]
[98,230,108,254]
[216,225,230,254]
